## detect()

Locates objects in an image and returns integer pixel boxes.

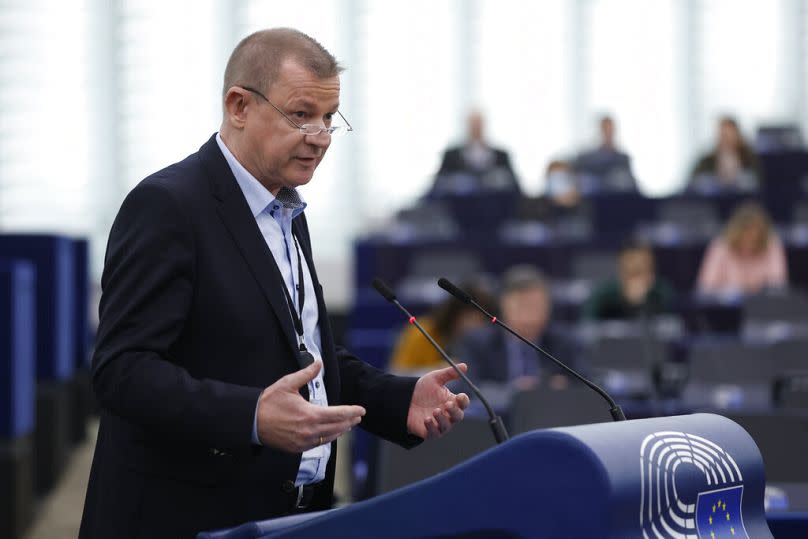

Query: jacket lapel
[199,135,302,366]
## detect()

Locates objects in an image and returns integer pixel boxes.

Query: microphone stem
[470,299,626,422]
[393,300,510,443]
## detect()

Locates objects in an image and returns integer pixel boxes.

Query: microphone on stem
[372,278,509,444]
[437,277,626,422]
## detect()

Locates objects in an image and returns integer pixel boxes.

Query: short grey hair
[222,28,343,98]
[501,265,548,296]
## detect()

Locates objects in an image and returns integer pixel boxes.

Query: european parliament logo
[639,431,750,539]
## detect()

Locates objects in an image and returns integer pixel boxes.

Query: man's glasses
[238,85,353,137]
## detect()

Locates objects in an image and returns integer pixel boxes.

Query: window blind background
[1,0,807,306]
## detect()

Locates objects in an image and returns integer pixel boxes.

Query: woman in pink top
[697,202,788,295]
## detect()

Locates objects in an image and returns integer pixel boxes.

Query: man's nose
[305,131,331,147]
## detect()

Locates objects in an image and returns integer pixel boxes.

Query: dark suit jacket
[574,147,637,191]
[453,326,568,385]
[437,145,512,176]
[79,135,419,539]
[449,326,573,413]
[432,145,520,194]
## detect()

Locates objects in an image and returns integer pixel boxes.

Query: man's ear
[223,87,249,129]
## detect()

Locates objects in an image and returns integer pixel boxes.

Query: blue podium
[200,414,775,538]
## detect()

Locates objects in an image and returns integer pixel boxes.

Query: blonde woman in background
[697,202,787,295]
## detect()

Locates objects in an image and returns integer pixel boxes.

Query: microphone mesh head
[372,277,397,302]
[437,277,471,304]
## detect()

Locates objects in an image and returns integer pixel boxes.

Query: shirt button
[315,381,320,389]
[282,479,296,493]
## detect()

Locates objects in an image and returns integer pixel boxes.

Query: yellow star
[711,531,715,539]
[722,502,726,511]
[731,527,736,535]
[726,512,731,521]
[709,516,713,525]
[713,504,716,513]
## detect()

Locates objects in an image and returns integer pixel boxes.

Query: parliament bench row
[394,149,808,243]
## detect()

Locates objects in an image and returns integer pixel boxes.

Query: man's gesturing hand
[407,363,470,440]
[256,361,365,453]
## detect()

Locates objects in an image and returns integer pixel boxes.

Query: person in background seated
[575,115,635,191]
[451,266,569,410]
[513,160,584,225]
[697,202,787,296]
[583,243,675,321]
[390,283,496,373]
[430,110,520,195]
[544,159,581,209]
[689,116,762,190]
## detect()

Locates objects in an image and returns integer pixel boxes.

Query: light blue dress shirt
[216,133,330,486]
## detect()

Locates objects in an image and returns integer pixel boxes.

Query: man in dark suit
[575,115,636,191]
[431,111,520,194]
[79,28,469,538]
[452,266,569,411]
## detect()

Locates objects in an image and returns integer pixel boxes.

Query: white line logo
[640,431,749,538]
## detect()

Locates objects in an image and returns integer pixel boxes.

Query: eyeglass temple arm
[337,110,353,131]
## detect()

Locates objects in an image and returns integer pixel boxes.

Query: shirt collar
[215,132,307,219]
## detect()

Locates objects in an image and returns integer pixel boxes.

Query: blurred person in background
[390,283,496,372]
[451,266,570,410]
[512,160,585,226]
[583,243,675,321]
[575,115,636,191]
[430,110,520,195]
[544,159,581,209]
[697,202,787,296]
[689,116,762,190]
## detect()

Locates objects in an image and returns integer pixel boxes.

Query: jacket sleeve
[337,346,422,449]
[91,181,261,448]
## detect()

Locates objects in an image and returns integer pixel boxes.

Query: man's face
[718,120,740,150]
[501,286,551,342]
[619,250,655,304]
[241,60,340,193]
[600,118,615,146]
[468,113,484,142]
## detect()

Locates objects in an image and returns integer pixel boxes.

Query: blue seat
[683,339,776,411]
[0,259,36,439]
[0,234,76,382]
[0,259,36,539]
[0,234,78,493]
[72,237,92,371]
